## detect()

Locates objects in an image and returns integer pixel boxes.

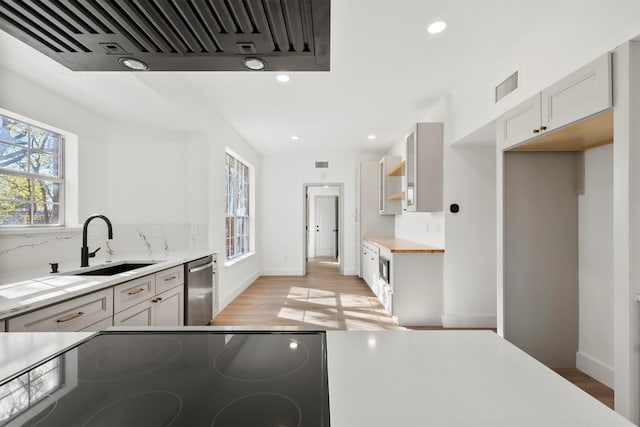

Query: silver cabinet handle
[189,262,214,273]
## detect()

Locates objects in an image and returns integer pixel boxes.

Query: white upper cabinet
[541,53,612,132]
[378,156,402,215]
[496,93,542,149]
[497,53,612,150]
[403,123,444,212]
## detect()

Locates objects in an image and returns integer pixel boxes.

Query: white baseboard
[576,351,614,388]
[216,271,259,314]
[260,268,302,276]
[441,313,497,328]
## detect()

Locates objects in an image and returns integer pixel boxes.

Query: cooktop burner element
[82,391,182,427]
[211,393,302,427]
[213,335,309,381]
[79,335,183,382]
[0,332,329,427]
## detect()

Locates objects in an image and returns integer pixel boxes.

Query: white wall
[307,186,341,258]
[577,144,614,386]
[442,144,496,328]
[450,0,640,144]
[0,65,262,313]
[260,153,365,276]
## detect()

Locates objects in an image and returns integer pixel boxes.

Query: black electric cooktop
[0,331,330,427]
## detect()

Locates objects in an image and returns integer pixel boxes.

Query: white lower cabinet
[7,288,113,332]
[154,287,184,326]
[114,287,184,327]
[79,317,113,332]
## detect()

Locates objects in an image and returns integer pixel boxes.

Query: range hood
[0,0,330,71]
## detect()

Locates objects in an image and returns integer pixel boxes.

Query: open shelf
[386,160,405,177]
[387,192,405,201]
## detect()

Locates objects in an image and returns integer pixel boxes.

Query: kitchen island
[0,329,633,426]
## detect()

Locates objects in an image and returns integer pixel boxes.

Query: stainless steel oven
[379,256,390,285]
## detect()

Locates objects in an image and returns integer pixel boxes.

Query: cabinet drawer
[78,317,113,332]
[113,275,155,313]
[155,266,184,294]
[7,288,113,332]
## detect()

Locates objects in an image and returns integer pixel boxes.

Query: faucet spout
[81,214,113,267]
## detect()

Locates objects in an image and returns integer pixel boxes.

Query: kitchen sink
[70,262,158,276]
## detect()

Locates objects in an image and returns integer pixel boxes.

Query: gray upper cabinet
[403,123,444,212]
[497,53,612,150]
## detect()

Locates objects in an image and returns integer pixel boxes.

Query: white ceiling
[0,1,624,155]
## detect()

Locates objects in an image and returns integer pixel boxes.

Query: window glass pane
[0,117,28,147]
[0,142,28,172]
[33,203,60,225]
[30,126,60,154]
[0,381,28,423]
[0,175,33,225]
[34,180,60,204]
[29,152,59,177]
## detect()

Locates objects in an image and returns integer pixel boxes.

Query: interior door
[315,196,337,258]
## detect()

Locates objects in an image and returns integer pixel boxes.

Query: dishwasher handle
[188,262,214,274]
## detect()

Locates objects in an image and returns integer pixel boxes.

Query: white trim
[224,251,255,268]
[215,270,259,314]
[576,351,614,389]
[441,313,497,328]
[260,268,302,276]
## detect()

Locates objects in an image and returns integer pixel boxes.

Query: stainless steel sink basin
[67,261,159,276]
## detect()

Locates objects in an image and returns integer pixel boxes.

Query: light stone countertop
[0,329,634,426]
[0,250,214,320]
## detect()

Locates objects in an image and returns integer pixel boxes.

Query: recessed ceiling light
[367,134,376,140]
[118,57,149,71]
[276,74,290,83]
[243,57,266,71]
[291,135,300,140]
[427,21,447,34]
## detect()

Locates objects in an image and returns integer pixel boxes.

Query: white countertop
[326,330,634,427]
[0,250,213,320]
[0,329,634,426]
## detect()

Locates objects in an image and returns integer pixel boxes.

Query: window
[0,114,63,227]
[0,356,63,424]
[225,151,252,261]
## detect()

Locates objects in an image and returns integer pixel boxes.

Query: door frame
[302,183,344,276]
[314,195,339,258]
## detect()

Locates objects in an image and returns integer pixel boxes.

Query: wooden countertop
[364,237,444,253]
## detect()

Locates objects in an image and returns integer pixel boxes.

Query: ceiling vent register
[0,0,330,71]
[495,71,518,102]
[315,161,328,168]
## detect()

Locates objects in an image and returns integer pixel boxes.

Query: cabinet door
[378,159,385,213]
[113,274,155,313]
[154,287,184,326]
[113,300,153,326]
[496,93,542,150]
[541,53,611,133]
[404,131,417,211]
[8,288,113,332]
[0,319,5,332]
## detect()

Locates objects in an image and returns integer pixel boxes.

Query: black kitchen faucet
[81,214,113,267]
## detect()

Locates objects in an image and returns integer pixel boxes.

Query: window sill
[225,252,256,268]
[0,226,82,236]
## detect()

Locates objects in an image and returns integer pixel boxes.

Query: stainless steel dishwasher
[185,255,215,325]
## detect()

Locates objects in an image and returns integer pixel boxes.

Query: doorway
[303,184,344,276]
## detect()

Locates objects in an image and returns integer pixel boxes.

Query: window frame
[225,149,254,263]
[0,113,65,228]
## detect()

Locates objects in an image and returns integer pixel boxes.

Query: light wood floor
[213,258,614,408]
[213,257,399,330]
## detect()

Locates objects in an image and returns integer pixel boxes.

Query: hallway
[213,257,399,330]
